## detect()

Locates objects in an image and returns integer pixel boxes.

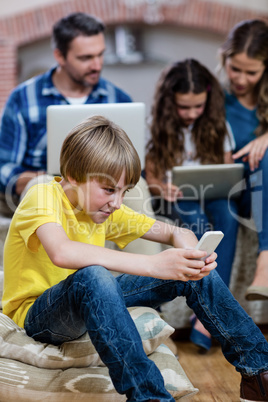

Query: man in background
[0,12,132,211]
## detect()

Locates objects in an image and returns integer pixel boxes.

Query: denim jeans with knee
[24,266,268,402]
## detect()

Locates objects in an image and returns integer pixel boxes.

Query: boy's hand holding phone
[194,231,224,273]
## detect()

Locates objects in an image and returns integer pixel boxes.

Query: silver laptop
[172,164,244,200]
[46,102,146,175]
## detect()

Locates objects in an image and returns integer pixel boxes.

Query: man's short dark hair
[52,12,105,58]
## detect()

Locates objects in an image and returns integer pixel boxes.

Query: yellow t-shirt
[3,178,155,328]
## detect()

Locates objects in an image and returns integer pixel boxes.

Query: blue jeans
[155,198,239,286]
[24,266,268,401]
[237,149,268,252]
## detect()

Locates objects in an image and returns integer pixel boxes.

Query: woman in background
[219,19,268,301]
[145,59,239,351]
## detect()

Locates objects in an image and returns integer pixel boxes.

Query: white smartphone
[195,231,224,261]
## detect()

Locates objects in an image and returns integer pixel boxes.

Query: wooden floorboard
[175,328,268,401]
[175,341,241,401]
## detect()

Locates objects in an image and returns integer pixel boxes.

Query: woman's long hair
[146,59,227,179]
[219,19,268,136]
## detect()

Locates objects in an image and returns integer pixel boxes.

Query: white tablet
[172,164,244,200]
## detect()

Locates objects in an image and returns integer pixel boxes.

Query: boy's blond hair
[60,115,141,186]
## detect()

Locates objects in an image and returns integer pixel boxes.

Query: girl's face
[225,52,266,97]
[175,91,207,127]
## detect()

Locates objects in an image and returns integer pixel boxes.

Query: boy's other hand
[148,248,217,282]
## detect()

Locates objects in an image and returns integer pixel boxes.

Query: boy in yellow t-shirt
[3,116,268,401]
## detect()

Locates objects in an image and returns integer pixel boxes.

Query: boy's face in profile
[68,170,129,224]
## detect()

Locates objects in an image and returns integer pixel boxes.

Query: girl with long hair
[145,58,239,351]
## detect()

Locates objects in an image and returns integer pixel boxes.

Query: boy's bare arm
[142,220,198,249]
[36,222,216,281]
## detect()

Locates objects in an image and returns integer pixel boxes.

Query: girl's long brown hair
[219,19,268,137]
[146,59,227,179]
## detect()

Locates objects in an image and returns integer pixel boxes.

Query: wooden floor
[175,327,268,402]
[176,340,241,401]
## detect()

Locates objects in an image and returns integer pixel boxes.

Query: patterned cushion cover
[0,307,174,369]
[0,306,198,400]
[0,344,198,401]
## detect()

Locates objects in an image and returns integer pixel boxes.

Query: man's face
[60,33,106,88]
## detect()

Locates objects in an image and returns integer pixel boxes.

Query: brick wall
[0,0,267,110]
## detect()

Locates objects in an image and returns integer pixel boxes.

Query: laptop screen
[46,102,146,175]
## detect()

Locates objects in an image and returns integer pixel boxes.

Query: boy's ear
[67,176,78,187]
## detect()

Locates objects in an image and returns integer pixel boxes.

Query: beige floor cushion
[0,307,198,400]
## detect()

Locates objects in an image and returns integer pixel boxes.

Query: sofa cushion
[0,306,174,369]
[0,307,198,400]
[0,344,198,401]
